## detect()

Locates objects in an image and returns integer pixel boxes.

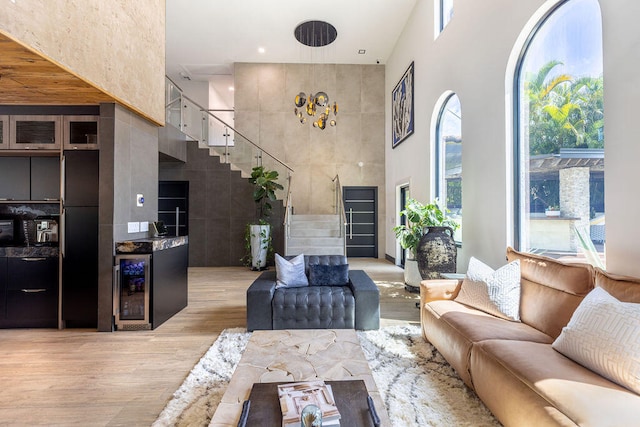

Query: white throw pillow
[275,253,308,289]
[455,257,521,321]
[552,287,640,395]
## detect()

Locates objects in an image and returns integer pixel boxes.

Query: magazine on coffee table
[277,380,341,426]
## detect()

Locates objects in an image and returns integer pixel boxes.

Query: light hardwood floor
[0,258,419,426]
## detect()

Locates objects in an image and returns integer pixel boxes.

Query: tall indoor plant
[393,198,459,290]
[244,165,284,270]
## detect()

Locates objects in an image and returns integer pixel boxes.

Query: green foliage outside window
[524,60,604,156]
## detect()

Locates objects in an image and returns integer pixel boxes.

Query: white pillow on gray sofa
[275,253,308,289]
[455,257,521,321]
[552,286,640,395]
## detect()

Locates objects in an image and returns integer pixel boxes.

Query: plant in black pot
[243,165,284,270]
[393,198,459,290]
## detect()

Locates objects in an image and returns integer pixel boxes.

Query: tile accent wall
[234,63,386,257]
[159,141,284,267]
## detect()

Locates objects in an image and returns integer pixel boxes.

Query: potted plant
[243,165,284,270]
[545,205,561,217]
[393,198,459,290]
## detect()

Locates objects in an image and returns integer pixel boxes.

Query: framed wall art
[392,61,415,149]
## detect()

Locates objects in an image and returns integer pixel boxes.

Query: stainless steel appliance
[35,219,58,244]
[0,220,14,244]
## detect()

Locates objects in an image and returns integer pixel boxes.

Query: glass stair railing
[165,77,293,201]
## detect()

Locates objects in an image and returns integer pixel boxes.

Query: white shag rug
[153,325,500,427]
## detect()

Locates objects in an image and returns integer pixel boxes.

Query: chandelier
[293,20,338,130]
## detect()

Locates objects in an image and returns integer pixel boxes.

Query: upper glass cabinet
[64,116,99,150]
[9,115,62,150]
[0,116,8,150]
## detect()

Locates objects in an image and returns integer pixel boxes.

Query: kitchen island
[114,236,188,330]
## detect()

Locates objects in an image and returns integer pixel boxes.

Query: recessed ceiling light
[258,47,266,54]
[228,86,235,91]
[358,49,366,54]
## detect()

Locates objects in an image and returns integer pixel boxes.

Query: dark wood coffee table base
[244,380,378,427]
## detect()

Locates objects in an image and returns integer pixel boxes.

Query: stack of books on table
[277,380,341,426]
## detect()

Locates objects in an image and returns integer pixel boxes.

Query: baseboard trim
[385,253,396,264]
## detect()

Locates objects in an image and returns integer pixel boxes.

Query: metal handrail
[283,174,293,254]
[332,174,347,255]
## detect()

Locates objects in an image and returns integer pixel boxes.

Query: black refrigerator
[62,150,99,328]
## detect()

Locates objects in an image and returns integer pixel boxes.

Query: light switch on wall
[128,222,140,233]
[140,221,149,232]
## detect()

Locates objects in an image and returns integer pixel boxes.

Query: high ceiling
[0,1,416,110]
[165,0,417,105]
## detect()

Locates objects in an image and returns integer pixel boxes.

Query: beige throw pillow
[455,257,521,321]
[552,286,640,395]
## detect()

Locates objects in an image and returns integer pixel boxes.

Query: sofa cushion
[427,300,553,344]
[506,247,594,338]
[272,286,355,329]
[455,257,521,321]
[308,263,349,286]
[552,286,640,395]
[275,253,308,289]
[422,300,553,388]
[471,339,640,427]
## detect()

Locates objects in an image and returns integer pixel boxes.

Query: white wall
[385,0,640,276]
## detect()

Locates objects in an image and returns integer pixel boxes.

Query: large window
[435,93,462,242]
[515,0,604,265]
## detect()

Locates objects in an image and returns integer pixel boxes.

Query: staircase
[165,77,347,258]
[286,214,345,256]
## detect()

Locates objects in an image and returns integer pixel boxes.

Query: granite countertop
[115,235,188,254]
[0,246,59,257]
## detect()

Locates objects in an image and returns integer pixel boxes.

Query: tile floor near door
[0,258,419,426]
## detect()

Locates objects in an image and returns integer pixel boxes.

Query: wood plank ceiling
[0,33,116,105]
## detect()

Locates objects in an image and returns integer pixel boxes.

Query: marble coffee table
[209,329,390,426]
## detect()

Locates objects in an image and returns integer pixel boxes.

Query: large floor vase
[416,226,457,279]
[250,224,270,270]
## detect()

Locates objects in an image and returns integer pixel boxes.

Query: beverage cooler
[113,254,151,330]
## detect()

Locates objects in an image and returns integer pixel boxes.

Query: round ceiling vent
[294,20,338,47]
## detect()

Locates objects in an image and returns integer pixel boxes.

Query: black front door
[399,185,409,266]
[343,187,377,258]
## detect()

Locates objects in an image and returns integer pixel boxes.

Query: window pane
[516,0,604,265]
[441,0,453,31]
[436,93,462,242]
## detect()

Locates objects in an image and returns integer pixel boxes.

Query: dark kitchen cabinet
[0,157,30,200]
[0,156,61,201]
[31,156,61,201]
[5,256,58,328]
[0,257,6,320]
[64,151,99,206]
[62,150,99,328]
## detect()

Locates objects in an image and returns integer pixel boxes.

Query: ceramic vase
[416,226,457,279]
[250,224,270,270]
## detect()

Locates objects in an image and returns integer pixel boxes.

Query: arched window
[435,93,462,242]
[515,0,604,264]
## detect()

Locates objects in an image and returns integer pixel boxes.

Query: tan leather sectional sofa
[420,247,640,426]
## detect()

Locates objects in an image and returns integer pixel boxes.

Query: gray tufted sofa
[246,255,380,331]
